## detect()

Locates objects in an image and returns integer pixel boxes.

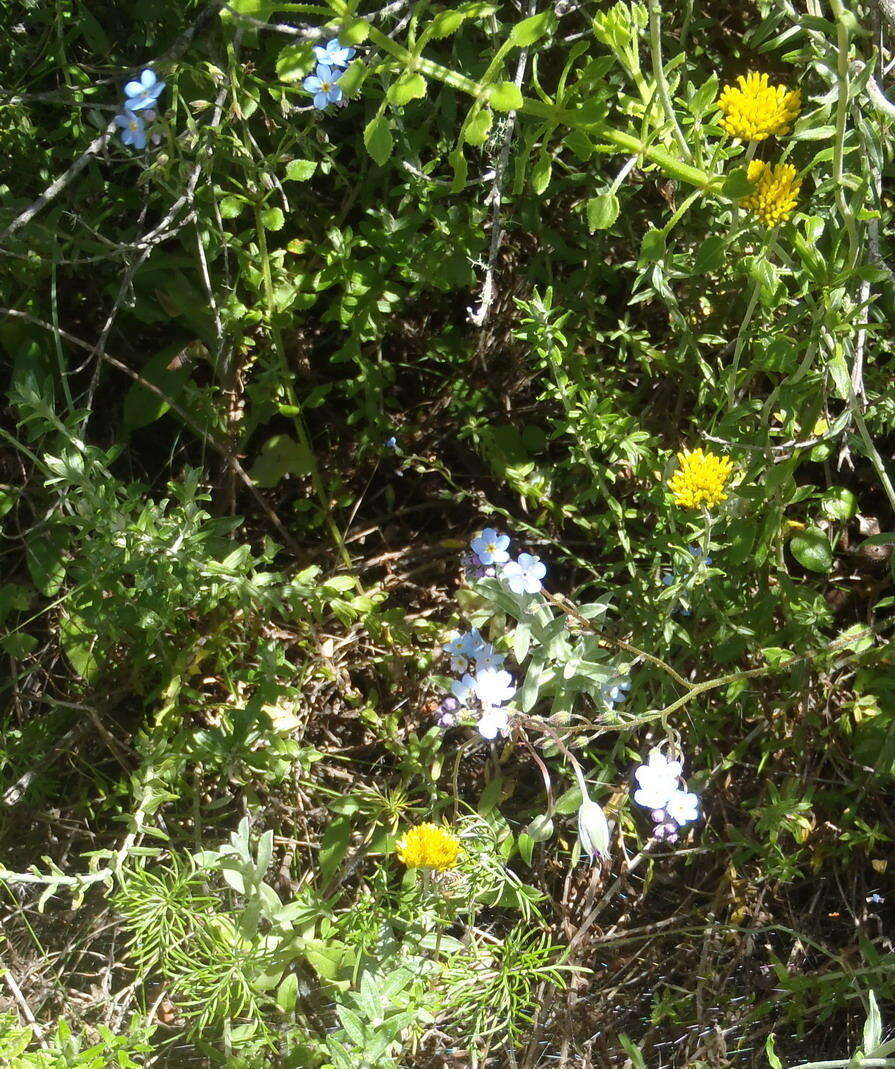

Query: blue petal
[315,64,334,81]
[328,86,343,103]
[313,46,329,62]
[125,80,145,97]
[313,91,329,110]
[326,37,340,50]
[303,76,323,92]
[329,66,344,82]
[140,69,156,89]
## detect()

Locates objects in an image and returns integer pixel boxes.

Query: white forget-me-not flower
[502,552,546,596]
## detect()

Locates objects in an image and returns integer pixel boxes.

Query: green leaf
[789,527,833,573]
[260,206,285,231]
[364,114,393,165]
[275,43,314,83]
[827,352,851,400]
[123,346,195,430]
[285,159,317,182]
[250,435,313,487]
[721,165,754,199]
[219,194,247,219]
[477,776,504,815]
[488,81,523,111]
[27,537,65,597]
[449,147,468,191]
[531,154,552,194]
[563,128,594,161]
[1,632,37,659]
[463,108,493,146]
[387,71,427,106]
[339,18,370,45]
[517,832,534,865]
[510,11,553,46]
[276,972,299,1014]
[586,193,619,232]
[639,228,666,262]
[692,234,725,274]
[60,608,100,681]
[821,487,857,521]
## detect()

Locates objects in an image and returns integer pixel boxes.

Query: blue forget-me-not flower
[314,37,356,68]
[471,528,511,567]
[115,110,147,150]
[303,64,344,110]
[124,69,165,112]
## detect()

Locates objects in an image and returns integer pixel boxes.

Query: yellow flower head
[668,448,734,510]
[717,72,801,141]
[396,823,461,871]
[741,160,801,227]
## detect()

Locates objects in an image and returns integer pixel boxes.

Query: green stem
[831,0,859,260]
[648,0,692,160]
[364,25,721,194]
[253,203,353,570]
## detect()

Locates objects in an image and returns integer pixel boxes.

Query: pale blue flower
[385,436,397,449]
[314,37,356,68]
[502,552,546,595]
[303,64,343,110]
[471,528,510,567]
[115,110,147,150]
[603,676,631,706]
[474,643,505,670]
[450,673,476,706]
[444,629,485,673]
[124,69,165,112]
[688,545,712,565]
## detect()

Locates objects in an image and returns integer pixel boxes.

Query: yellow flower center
[396,823,462,871]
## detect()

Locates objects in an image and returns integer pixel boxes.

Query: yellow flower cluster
[717,73,801,141]
[396,823,461,870]
[741,160,802,227]
[668,448,734,510]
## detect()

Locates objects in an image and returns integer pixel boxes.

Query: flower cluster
[396,823,461,870]
[717,72,801,142]
[466,527,546,595]
[741,160,802,228]
[667,448,733,510]
[633,749,699,843]
[303,37,355,111]
[445,630,515,740]
[115,69,165,151]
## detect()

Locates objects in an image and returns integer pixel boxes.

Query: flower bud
[577,798,610,861]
